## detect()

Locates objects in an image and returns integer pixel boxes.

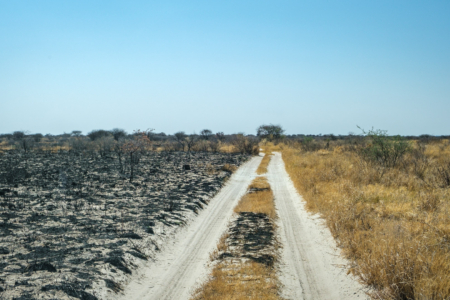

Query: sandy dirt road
[268,152,368,300]
[116,155,262,300]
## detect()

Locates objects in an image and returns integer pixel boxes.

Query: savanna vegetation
[264,130,450,299]
[3,123,450,299]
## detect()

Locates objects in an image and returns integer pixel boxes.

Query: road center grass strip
[191,177,282,300]
[256,154,271,175]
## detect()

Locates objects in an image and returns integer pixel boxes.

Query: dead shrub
[205,163,216,175]
[232,134,259,155]
[221,163,237,173]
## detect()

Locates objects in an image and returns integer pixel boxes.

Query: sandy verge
[114,155,262,300]
[268,152,369,300]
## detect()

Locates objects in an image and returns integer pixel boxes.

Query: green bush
[358,127,410,168]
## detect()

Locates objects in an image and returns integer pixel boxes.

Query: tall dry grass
[282,140,450,299]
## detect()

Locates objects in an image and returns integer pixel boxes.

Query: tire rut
[117,155,262,300]
[268,152,368,300]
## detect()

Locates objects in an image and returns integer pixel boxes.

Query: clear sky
[1,1,449,136]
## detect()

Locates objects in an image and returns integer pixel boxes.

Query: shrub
[110,128,127,141]
[200,129,213,140]
[87,129,111,141]
[221,163,237,173]
[232,134,259,155]
[358,127,410,169]
[256,124,285,141]
[301,137,326,152]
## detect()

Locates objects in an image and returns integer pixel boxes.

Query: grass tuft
[221,163,237,173]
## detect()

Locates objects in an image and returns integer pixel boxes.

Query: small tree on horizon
[111,128,127,141]
[71,130,82,137]
[87,129,111,141]
[200,129,213,140]
[174,131,187,151]
[216,132,225,142]
[256,124,285,141]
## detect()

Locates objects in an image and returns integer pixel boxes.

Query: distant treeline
[0,126,448,154]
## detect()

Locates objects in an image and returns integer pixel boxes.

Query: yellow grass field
[281,140,450,299]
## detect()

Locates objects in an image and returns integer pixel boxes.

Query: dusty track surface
[116,156,262,300]
[268,152,368,300]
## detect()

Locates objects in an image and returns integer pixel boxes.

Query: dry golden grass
[282,140,450,299]
[221,163,238,173]
[220,144,237,153]
[248,177,271,190]
[261,141,284,154]
[192,177,281,300]
[191,261,280,300]
[256,154,271,175]
[234,190,277,220]
[0,141,13,150]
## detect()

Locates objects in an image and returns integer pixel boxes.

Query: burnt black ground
[0,150,249,299]
[219,211,277,267]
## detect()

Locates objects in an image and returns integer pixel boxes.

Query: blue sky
[1,1,449,135]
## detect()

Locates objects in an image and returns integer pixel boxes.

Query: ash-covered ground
[221,212,277,268]
[0,150,249,299]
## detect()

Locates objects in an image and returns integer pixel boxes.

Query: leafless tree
[200,129,213,140]
[13,131,34,153]
[210,139,220,153]
[216,132,225,142]
[111,128,127,141]
[122,130,152,182]
[69,137,88,153]
[174,131,187,151]
[186,134,198,154]
[96,136,115,158]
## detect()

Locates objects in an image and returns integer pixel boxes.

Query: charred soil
[0,150,249,299]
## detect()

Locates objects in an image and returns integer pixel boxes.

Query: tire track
[118,155,262,300]
[268,152,368,300]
